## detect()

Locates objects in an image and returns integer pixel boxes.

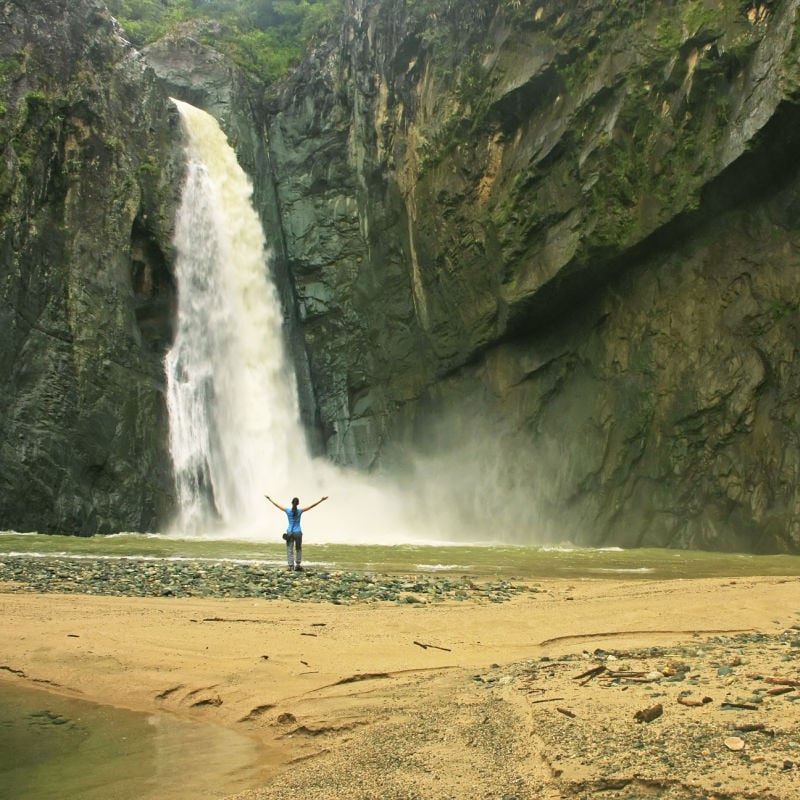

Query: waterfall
[166,99,304,535]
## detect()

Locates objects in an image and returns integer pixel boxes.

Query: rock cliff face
[0,0,181,533]
[3,0,800,552]
[265,0,800,552]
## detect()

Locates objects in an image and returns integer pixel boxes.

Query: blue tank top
[285,507,303,533]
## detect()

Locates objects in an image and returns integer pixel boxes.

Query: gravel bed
[472,631,800,799]
[0,555,531,604]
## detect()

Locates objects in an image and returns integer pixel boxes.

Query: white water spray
[165,100,428,543]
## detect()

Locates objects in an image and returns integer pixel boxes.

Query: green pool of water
[0,681,273,800]
[2,531,799,580]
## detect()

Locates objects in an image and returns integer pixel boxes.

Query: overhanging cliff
[264,0,800,552]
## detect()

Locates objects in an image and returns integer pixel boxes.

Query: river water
[0,681,273,800]
[2,530,799,580]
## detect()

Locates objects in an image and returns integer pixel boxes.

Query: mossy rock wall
[3,0,800,552]
[0,0,181,533]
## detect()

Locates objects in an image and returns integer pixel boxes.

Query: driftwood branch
[677,696,712,707]
[734,723,774,735]
[333,672,390,685]
[573,665,606,685]
[413,640,452,652]
[573,664,606,681]
[765,676,800,688]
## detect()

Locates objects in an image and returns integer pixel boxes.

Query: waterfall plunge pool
[2,532,799,580]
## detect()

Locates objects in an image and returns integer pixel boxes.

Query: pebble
[0,556,528,604]
[724,736,746,751]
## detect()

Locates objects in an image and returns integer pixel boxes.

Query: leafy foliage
[106,0,345,84]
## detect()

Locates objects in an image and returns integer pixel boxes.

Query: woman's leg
[295,534,303,570]
[286,537,294,568]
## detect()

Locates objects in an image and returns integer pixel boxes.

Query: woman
[264,494,328,571]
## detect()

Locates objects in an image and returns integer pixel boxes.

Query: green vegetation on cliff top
[106,0,345,83]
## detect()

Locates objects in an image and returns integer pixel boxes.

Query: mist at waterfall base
[165,100,520,547]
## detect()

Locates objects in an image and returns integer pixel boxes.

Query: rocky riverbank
[475,630,800,800]
[0,555,528,603]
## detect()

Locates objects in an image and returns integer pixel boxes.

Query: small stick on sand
[413,640,452,652]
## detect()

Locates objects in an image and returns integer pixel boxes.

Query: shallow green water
[2,531,799,580]
[0,682,272,800]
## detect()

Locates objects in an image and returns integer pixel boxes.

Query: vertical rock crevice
[130,214,176,356]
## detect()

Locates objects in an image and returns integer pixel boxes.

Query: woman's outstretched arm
[303,496,329,512]
[264,495,285,511]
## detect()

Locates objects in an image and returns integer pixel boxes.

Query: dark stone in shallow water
[0,557,528,604]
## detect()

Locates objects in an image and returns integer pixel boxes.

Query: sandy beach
[2,574,799,799]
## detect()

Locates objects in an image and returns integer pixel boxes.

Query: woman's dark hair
[291,497,299,524]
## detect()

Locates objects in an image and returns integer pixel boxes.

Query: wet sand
[1,574,799,799]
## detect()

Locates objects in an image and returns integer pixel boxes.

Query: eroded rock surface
[0,0,181,532]
[3,0,800,552]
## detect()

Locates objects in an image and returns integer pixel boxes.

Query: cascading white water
[166,99,305,535]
